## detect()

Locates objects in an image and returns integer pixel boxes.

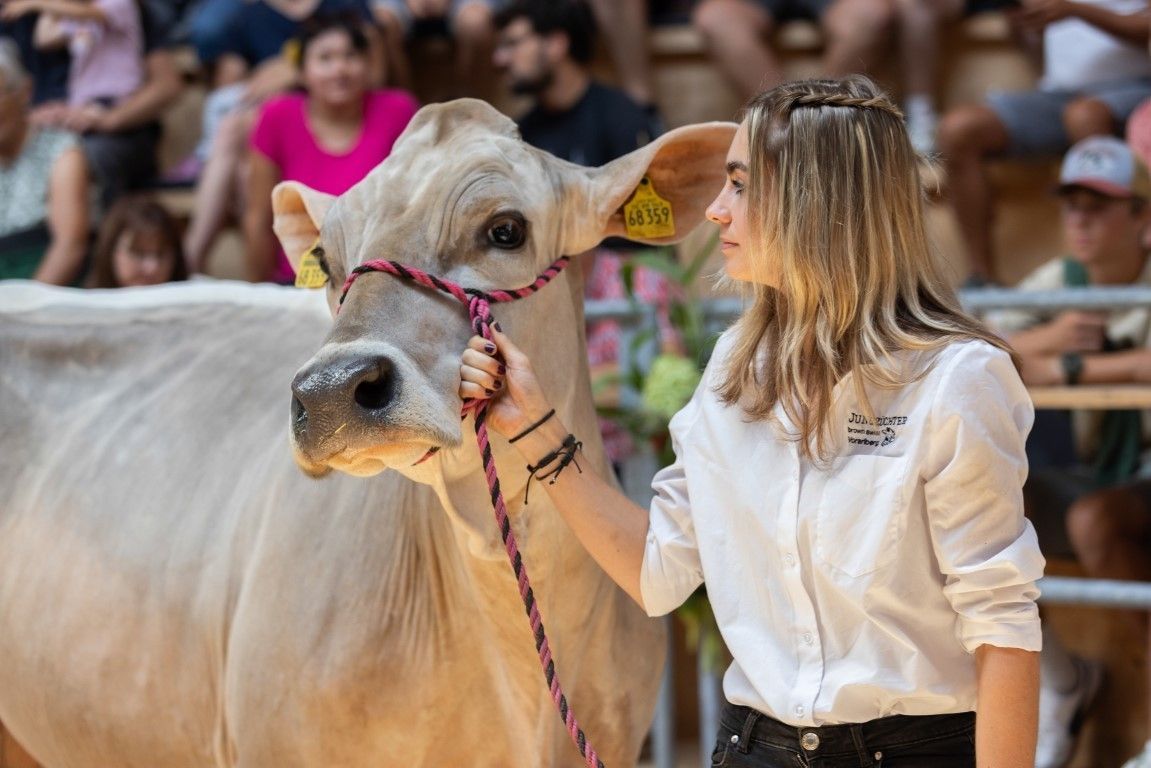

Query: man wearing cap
[988,134,1151,768]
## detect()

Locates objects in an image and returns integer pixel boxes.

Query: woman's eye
[488,217,526,250]
[731,179,744,195]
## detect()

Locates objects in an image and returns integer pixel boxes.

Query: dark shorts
[81,122,162,209]
[1023,409,1151,558]
[986,78,1151,157]
[711,703,975,767]
[0,223,50,281]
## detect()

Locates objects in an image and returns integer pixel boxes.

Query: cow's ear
[272,182,337,274]
[567,121,739,253]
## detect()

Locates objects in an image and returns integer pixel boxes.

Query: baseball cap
[1058,136,1151,200]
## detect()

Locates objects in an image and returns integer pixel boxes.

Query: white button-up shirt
[640,335,1045,726]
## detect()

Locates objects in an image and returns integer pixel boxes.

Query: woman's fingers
[459,380,498,400]
[467,335,500,356]
[489,326,530,370]
[462,346,505,378]
[460,362,504,394]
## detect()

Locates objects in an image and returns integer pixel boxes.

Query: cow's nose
[291,355,398,423]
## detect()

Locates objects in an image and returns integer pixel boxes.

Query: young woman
[244,11,417,284]
[87,196,187,288]
[460,76,1044,767]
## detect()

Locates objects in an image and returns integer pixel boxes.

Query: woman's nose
[706,195,729,226]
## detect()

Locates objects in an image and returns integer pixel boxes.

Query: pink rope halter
[340,256,606,768]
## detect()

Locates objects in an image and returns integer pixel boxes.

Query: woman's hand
[459,327,554,439]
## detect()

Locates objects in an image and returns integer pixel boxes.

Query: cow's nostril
[354,366,394,411]
[292,395,308,433]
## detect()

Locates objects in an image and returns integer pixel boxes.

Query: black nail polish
[485,388,494,396]
[493,379,503,389]
[497,363,506,375]
[484,342,496,354]
[493,322,502,332]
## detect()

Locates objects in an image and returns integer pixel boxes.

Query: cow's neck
[430,264,607,572]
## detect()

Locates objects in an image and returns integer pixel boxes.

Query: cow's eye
[487,216,526,250]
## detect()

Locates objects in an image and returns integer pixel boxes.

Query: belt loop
[737,708,760,754]
[849,724,869,766]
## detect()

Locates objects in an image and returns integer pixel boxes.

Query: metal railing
[585,287,1151,768]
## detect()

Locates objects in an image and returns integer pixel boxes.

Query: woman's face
[301,29,369,108]
[706,120,774,286]
[112,230,176,287]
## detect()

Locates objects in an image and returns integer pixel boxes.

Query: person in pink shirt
[244,10,418,283]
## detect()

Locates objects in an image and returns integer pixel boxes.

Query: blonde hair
[717,76,1013,460]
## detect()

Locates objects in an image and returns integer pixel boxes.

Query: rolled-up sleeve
[640,385,705,617]
[923,343,1045,653]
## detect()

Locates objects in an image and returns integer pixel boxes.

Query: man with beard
[493,0,675,470]
[493,0,655,167]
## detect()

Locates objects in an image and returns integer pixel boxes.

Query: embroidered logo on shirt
[846,411,907,447]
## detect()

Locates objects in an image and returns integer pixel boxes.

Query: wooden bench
[1031,385,1151,411]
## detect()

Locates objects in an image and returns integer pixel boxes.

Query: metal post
[1038,576,1151,608]
[697,620,722,768]
[652,620,676,768]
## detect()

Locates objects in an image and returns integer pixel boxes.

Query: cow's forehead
[327,107,576,268]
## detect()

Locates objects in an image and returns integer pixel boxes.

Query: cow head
[275,99,735,482]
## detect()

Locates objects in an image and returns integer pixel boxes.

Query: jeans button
[801,731,820,751]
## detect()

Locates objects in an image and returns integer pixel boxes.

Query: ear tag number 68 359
[624,176,675,240]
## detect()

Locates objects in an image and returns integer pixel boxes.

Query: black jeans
[710,703,975,767]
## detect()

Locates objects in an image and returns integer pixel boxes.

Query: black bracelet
[523,433,583,504]
[1061,352,1084,386]
[508,408,556,444]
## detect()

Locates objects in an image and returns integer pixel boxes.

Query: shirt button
[802,632,814,645]
[794,704,805,717]
[784,553,796,566]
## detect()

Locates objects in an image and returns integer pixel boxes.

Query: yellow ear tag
[623,176,675,240]
[295,241,328,289]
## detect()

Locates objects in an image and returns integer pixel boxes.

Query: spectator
[87,196,187,288]
[181,0,379,273]
[370,0,499,98]
[690,0,894,101]
[0,38,88,285]
[494,0,677,464]
[894,0,1022,153]
[0,0,146,115]
[986,135,1151,767]
[586,0,661,125]
[245,11,417,283]
[0,0,183,208]
[938,0,1151,284]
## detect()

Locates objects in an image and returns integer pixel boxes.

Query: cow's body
[0,282,657,768]
[0,100,735,768]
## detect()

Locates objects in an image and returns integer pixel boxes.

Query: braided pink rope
[340,256,605,768]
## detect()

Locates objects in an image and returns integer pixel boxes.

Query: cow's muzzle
[291,352,397,448]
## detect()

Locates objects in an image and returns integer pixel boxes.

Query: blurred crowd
[6,0,1151,767]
